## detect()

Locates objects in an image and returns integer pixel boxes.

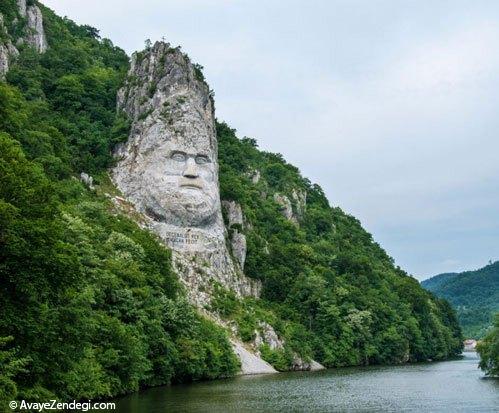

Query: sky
[42,0,499,280]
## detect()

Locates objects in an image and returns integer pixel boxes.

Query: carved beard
[146,187,219,227]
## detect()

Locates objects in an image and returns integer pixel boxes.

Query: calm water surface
[114,352,498,412]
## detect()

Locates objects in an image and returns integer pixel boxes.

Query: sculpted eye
[171,152,186,162]
[195,155,210,165]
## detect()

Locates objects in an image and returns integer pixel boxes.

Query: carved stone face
[135,130,220,228]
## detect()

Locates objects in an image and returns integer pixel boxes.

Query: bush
[477,314,499,376]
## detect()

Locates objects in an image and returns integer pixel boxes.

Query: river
[114,352,498,412]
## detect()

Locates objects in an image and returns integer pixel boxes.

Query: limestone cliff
[0,0,47,78]
[18,0,48,53]
[222,200,247,270]
[0,16,18,78]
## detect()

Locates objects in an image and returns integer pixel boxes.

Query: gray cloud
[43,0,499,279]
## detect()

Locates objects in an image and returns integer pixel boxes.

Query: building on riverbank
[463,339,477,351]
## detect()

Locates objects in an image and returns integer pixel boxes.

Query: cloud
[441,259,461,269]
[391,22,499,94]
[42,0,499,279]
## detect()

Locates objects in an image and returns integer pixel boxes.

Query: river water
[114,352,498,412]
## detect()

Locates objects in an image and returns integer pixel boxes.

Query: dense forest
[422,261,499,338]
[216,123,462,369]
[0,0,462,406]
[477,313,499,376]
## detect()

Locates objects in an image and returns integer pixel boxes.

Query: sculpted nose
[183,158,199,179]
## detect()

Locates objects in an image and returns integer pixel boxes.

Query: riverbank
[112,352,498,412]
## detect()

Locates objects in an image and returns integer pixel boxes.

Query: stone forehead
[137,121,216,156]
[160,135,215,156]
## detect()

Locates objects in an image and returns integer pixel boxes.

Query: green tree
[477,314,499,376]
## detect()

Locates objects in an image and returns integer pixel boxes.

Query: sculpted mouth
[179,178,203,190]
[181,184,202,189]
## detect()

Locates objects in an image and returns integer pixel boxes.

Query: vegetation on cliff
[1,0,461,404]
[216,122,462,368]
[422,261,499,338]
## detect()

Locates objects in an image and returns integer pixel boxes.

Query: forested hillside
[1,0,462,406]
[422,261,499,338]
[216,123,462,369]
[0,2,238,407]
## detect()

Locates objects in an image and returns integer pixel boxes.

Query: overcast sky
[43,0,499,280]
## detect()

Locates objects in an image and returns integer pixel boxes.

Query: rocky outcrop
[0,0,47,78]
[16,0,47,53]
[229,231,246,269]
[23,2,48,53]
[254,322,284,351]
[0,45,8,77]
[248,168,260,184]
[291,357,325,371]
[80,172,94,190]
[231,340,277,375]
[0,41,18,78]
[273,189,307,223]
[112,41,260,316]
[17,0,27,17]
[252,321,325,371]
[273,193,295,222]
[291,188,307,219]
[223,200,244,227]
[0,15,18,78]
[222,200,247,269]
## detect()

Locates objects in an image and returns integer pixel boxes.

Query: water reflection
[114,353,498,412]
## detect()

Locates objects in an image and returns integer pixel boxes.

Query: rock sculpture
[112,42,260,306]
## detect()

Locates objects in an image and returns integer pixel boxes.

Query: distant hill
[422,261,499,338]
